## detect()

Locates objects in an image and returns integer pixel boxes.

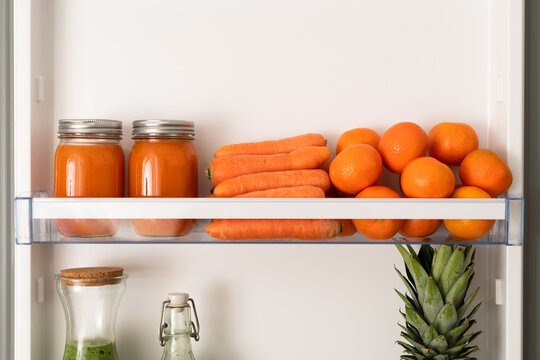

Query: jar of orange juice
[129,120,198,237]
[54,119,125,237]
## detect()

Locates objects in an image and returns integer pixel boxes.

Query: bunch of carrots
[205,134,343,240]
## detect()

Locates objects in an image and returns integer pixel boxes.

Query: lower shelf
[15,193,524,245]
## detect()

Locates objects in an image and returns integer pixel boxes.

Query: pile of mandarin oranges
[329,122,513,241]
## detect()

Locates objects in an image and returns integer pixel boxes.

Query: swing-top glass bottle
[159,293,200,360]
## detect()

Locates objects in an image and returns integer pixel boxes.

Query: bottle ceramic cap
[168,292,189,305]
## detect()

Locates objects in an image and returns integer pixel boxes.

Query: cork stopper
[59,267,125,286]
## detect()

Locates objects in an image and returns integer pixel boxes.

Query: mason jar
[54,119,125,237]
[129,120,197,237]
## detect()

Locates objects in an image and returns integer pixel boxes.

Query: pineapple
[395,244,481,360]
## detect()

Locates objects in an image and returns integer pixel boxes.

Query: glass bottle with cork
[56,267,128,360]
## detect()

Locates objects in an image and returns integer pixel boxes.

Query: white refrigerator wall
[14,0,523,359]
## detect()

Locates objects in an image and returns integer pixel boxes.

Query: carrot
[214,133,326,158]
[205,219,342,240]
[213,169,331,197]
[234,185,325,198]
[207,146,332,185]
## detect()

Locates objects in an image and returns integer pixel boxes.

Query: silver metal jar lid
[132,120,195,139]
[58,119,123,139]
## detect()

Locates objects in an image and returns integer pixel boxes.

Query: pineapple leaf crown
[395,244,481,360]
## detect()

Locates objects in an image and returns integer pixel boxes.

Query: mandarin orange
[459,149,513,197]
[339,219,357,237]
[443,186,495,240]
[428,122,479,165]
[400,157,455,198]
[378,122,428,174]
[352,186,404,240]
[329,144,382,195]
[399,219,442,238]
[336,128,380,154]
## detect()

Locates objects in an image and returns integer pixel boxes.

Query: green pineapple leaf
[446,342,469,356]
[410,257,430,304]
[433,355,449,360]
[397,245,418,287]
[396,340,422,356]
[397,245,429,304]
[463,246,473,264]
[422,277,444,324]
[428,334,448,353]
[395,266,420,308]
[440,248,465,298]
[455,331,482,347]
[395,289,416,310]
[432,245,452,284]
[457,346,479,357]
[405,264,416,287]
[445,318,471,347]
[405,306,429,335]
[401,331,426,353]
[406,244,419,260]
[465,303,481,321]
[445,265,474,307]
[398,323,422,343]
[434,302,458,335]
[457,287,479,320]
[421,324,438,345]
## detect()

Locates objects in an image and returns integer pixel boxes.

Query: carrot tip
[205,168,212,180]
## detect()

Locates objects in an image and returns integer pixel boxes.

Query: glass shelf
[14,193,523,245]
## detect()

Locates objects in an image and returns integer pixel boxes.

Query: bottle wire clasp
[189,298,201,342]
[159,297,201,346]
[159,299,171,347]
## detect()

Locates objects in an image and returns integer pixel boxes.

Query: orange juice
[129,120,197,237]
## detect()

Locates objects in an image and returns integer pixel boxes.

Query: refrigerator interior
[13,0,523,359]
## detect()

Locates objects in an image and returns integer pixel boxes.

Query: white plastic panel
[13,0,524,360]
[30,197,508,220]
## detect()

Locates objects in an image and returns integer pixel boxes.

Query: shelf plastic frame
[14,194,524,245]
